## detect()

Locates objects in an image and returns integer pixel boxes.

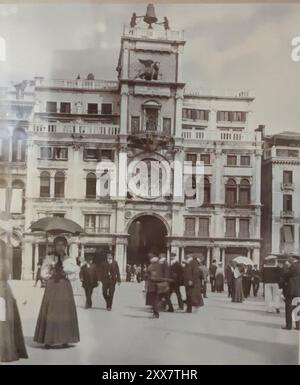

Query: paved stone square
[2,280,299,365]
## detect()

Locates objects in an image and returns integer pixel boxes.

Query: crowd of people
[1,234,300,363]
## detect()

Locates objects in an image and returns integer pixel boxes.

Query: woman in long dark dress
[215,263,224,293]
[34,236,80,348]
[232,264,245,303]
[0,240,28,362]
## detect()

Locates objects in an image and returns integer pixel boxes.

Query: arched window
[0,128,10,161]
[0,179,7,211]
[12,129,26,162]
[54,171,65,198]
[239,179,251,205]
[40,171,50,197]
[86,172,96,198]
[11,180,25,213]
[225,178,237,207]
[203,177,211,204]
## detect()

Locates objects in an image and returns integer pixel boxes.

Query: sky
[1,3,300,134]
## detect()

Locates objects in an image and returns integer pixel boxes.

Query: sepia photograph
[0,0,300,368]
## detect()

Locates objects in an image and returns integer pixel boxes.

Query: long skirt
[34,278,80,345]
[188,280,204,307]
[215,274,224,292]
[232,277,244,303]
[0,282,28,362]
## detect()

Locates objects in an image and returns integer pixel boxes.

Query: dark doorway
[127,215,167,265]
[12,247,22,280]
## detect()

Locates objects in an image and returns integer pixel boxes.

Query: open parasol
[29,216,83,235]
[232,256,254,266]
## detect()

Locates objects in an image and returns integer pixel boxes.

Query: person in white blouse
[34,236,80,349]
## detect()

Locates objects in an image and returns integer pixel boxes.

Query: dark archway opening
[127,215,167,265]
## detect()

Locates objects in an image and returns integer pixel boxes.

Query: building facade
[0,6,263,279]
[261,131,300,260]
[0,80,34,279]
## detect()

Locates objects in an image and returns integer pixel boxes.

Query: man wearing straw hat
[261,255,281,313]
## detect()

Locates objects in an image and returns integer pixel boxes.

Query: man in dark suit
[169,252,184,310]
[158,253,174,312]
[100,253,121,311]
[209,259,217,292]
[80,258,98,309]
[251,264,261,297]
[282,254,300,330]
[225,262,234,298]
[183,255,203,313]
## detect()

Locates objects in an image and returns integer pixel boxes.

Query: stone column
[22,242,33,280]
[115,241,126,278]
[206,247,211,267]
[209,109,217,131]
[252,248,260,266]
[213,247,221,263]
[174,89,183,138]
[220,248,225,267]
[120,85,129,135]
[213,147,223,205]
[50,174,55,198]
[34,242,39,275]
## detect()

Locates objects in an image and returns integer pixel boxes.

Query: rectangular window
[283,171,293,184]
[101,149,114,161]
[200,154,210,165]
[84,148,99,160]
[227,155,237,166]
[276,149,299,158]
[99,215,110,233]
[240,155,250,166]
[87,103,98,114]
[46,101,57,113]
[239,219,250,238]
[84,215,96,233]
[101,103,112,115]
[182,109,209,121]
[163,118,172,135]
[60,102,71,114]
[40,147,52,159]
[53,213,65,218]
[53,147,68,160]
[225,218,236,238]
[217,111,246,122]
[199,218,209,237]
[84,214,110,233]
[185,217,196,236]
[283,194,293,212]
[281,225,294,244]
[145,108,158,131]
[131,116,140,133]
[186,153,197,165]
